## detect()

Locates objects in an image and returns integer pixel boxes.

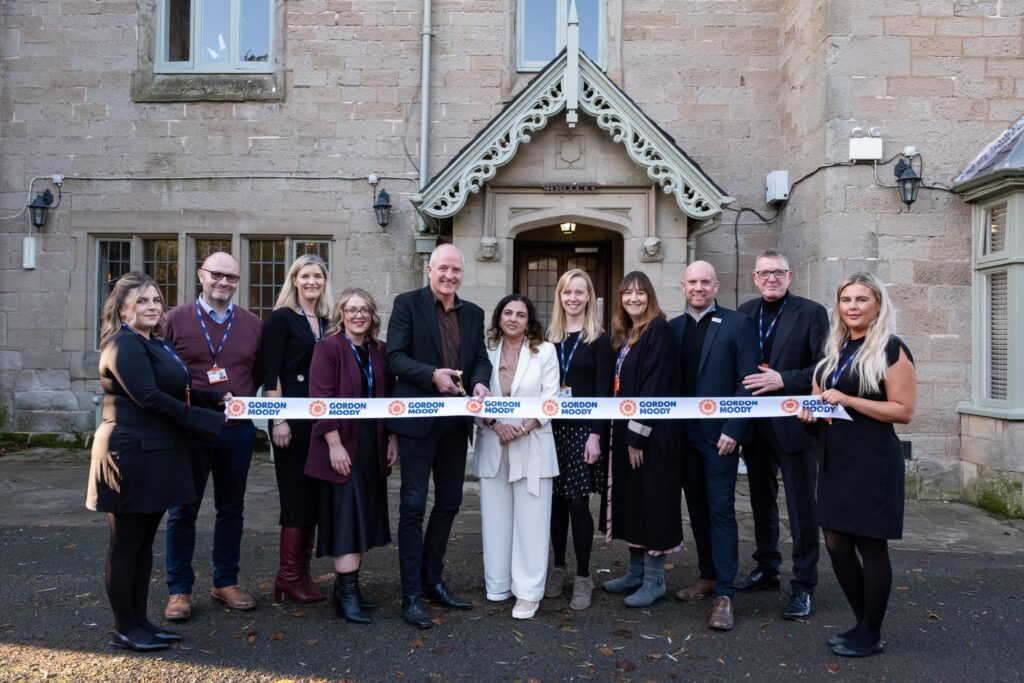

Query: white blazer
[473,338,560,495]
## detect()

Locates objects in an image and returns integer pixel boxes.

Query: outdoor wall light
[28,189,54,228]
[560,221,577,235]
[894,158,922,208]
[373,189,392,228]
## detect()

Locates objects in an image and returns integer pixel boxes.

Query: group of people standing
[87,243,915,660]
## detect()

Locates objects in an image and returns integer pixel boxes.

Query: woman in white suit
[475,294,560,619]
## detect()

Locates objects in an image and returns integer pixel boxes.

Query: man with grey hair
[386,244,493,628]
[737,249,828,620]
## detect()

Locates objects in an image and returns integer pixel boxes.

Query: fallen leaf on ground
[664,562,674,569]
[597,646,615,656]
[613,629,634,639]
[61,544,77,550]
[824,662,840,672]
[409,639,425,649]
[432,643,455,655]
[560,625,579,634]
[305,639,319,646]
[927,611,940,621]
[912,568,923,573]
[431,616,447,625]
[247,634,257,643]
[896,585,910,591]
[291,611,306,618]
[269,632,285,641]
[644,653,663,661]
[258,582,273,591]
[614,660,636,671]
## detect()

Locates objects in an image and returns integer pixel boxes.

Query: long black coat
[607,317,683,551]
[87,330,224,514]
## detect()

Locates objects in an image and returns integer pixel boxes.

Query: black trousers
[396,418,468,598]
[745,426,820,593]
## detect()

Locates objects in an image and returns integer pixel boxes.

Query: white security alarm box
[766,170,789,204]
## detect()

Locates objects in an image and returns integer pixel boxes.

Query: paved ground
[0,448,1022,682]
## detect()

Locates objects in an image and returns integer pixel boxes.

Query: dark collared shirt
[434,294,462,371]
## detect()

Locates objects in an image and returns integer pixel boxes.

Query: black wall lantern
[28,189,54,228]
[893,158,922,208]
[373,189,392,228]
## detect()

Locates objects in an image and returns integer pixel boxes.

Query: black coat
[738,294,829,452]
[384,286,492,439]
[669,305,759,445]
[87,330,225,514]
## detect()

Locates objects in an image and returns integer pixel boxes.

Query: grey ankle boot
[603,548,645,593]
[623,554,666,607]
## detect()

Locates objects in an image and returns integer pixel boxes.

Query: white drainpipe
[687,217,720,264]
[418,0,433,235]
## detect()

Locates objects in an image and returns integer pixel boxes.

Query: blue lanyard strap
[758,297,788,360]
[120,323,191,384]
[613,342,631,396]
[345,335,374,397]
[830,338,858,388]
[297,306,325,342]
[195,300,233,366]
[558,333,584,383]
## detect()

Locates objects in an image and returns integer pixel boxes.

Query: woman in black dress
[306,288,397,624]
[543,269,612,610]
[799,272,916,658]
[602,271,681,608]
[263,254,333,603]
[88,272,225,651]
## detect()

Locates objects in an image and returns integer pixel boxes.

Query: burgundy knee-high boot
[274,527,325,603]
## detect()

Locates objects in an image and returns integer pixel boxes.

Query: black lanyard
[758,297,788,360]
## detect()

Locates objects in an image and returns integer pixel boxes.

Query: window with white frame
[517,0,606,71]
[156,0,274,74]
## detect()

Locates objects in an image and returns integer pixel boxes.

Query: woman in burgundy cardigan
[306,287,397,624]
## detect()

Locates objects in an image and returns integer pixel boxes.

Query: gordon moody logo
[780,398,801,415]
[619,400,638,417]
[541,399,560,417]
[388,400,407,416]
[466,398,483,414]
[226,399,246,418]
[698,399,718,416]
[308,400,327,417]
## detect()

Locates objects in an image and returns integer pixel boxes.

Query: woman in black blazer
[262,254,333,604]
[87,272,226,652]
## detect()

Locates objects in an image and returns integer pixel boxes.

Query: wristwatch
[485,418,499,428]
[272,419,287,427]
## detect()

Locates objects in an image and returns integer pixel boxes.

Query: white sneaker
[512,598,540,619]
[486,590,513,602]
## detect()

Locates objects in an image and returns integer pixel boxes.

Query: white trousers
[479,451,553,602]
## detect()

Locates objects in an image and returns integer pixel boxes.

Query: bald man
[669,261,758,631]
[163,252,264,621]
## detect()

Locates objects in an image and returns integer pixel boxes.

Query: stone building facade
[1,1,1022,510]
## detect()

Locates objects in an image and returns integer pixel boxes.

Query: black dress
[816,336,913,540]
[262,307,327,527]
[552,331,613,499]
[317,345,392,557]
[88,330,224,514]
[606,317,683,551]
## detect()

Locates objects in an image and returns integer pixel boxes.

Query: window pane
[522,0,557,63]
[195,237,232,297]
[983,203,1007,255]
[201,0,231,65]
[239,0,270,63]
[575,0,600,62]
[249,240,286,320]
[293,239,332,270]
[166,0,191,62]
[986,271,1008,401]
[96,239,133,348]
[526,255,559,329]
[144,239,179,309]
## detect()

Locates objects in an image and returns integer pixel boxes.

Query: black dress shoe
[736,568,781,592]
[832,640,885,658]
[150,629,184,643]
[422,582,472,610]
[782,591,812,620]
[401,596,433,629]
[110,630,170,652]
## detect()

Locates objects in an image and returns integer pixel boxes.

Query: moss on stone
[0,432,88,449]
[975,476,1024,519]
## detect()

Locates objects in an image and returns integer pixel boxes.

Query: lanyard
[830,338,859,389]
[613,342,631,396]
[121,323,192,404]
[559,332,584,383]
[345,335,374,397]
[758,297,788,361]
[297,306,325,342]
[195,300,234,366]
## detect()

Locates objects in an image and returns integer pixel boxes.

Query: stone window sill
[132,69,286,103]
[957,403,1024,421]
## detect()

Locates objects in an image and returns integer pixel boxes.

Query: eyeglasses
[343,306,371,317]
[754,269,789,280]
[200,268,240,284]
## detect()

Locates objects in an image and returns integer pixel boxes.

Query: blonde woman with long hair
[798,272,916,658]
[542,270,613,610]
[262,253,333,604]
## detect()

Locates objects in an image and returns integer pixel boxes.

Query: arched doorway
[513,224,623,330]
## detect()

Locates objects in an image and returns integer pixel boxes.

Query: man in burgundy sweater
[162,252,263,621]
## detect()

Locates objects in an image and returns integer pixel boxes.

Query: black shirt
[555,330,614,436]
[262,308,327,397]
[680,313,714,396]
[758,292,790,365]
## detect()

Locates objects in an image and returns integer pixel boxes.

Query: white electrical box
[849,137,884,161]
[765,170,789,204]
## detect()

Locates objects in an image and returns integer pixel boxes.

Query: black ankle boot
[333,571,370,624]
[354,569,377,610]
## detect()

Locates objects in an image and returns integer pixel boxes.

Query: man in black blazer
[737,249,829,620]
[670,261,759,631]
[385,244,492,629]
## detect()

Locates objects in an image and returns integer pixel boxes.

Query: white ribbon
[225,396,850,421]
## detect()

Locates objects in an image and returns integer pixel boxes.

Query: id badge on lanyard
[558,386,573,398]
[208,366,229,384]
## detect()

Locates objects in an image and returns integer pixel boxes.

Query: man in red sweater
[162,252,263,621]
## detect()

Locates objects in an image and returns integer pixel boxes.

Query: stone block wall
[961,414,1024,517]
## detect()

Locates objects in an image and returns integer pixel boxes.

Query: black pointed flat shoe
[831,640,885,658]
[109,631,170,652]
[150,629,184,643]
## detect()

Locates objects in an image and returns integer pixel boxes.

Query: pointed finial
[565,0,579,127]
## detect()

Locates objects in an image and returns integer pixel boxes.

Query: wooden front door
[513,241,612,331]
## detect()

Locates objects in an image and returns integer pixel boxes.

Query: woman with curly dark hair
[474,294,560,619]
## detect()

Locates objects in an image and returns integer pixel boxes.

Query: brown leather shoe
[210,585,256,611]
[708,596,734,631]
[675,578,715,602]
[164,594,192,622]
